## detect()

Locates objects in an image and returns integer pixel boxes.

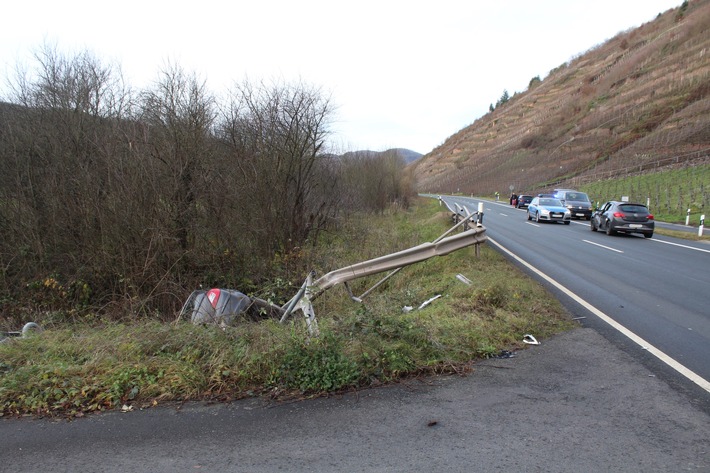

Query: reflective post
[699,214,705,237]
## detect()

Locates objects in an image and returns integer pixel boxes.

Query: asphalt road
[2,197,709,472]
[442,195,710,389]
[1,328,709,472]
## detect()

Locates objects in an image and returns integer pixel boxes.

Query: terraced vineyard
[413,1,709,203]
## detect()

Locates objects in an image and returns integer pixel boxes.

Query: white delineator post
[686,208,691,226]
[699,214,705,237]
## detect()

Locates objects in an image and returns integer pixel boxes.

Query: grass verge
[0,198,575,418]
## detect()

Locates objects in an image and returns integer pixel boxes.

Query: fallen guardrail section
[0,322,42,343]
[181,216,486,336]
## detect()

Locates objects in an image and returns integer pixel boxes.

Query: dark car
[553,189,594,220]
[527,197,571,224]
[516,195,533,209]
[590,201,654,238]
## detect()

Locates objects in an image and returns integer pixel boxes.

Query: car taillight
[613,212,625,218]
[647,214,654,220]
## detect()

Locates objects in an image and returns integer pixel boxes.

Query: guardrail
[0,322,42,343]
[183,214,487,336]
[279,221,487,335]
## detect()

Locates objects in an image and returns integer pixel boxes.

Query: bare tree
[216,79,338,254]
[0,44,133,298]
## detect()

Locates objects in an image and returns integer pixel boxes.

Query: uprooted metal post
[279,223,487,335]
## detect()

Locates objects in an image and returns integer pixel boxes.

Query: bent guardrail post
[280,225,487,334]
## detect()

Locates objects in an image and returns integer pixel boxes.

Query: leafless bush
[0,47,414,320]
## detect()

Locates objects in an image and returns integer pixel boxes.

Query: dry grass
[0,198,575,418]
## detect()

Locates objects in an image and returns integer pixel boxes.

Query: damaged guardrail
[0,322,42,343]
[181,217,487,336]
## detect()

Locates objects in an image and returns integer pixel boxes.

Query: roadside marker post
[699,214,705,237]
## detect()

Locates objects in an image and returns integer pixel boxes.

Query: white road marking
[583,240,624,253]
[650,238,710,254]
[500,213,508,217]
[526,222,540,227]
[487,236,710,394]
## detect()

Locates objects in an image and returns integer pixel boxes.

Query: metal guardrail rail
[278,210,486,335]
[183,205,486,336]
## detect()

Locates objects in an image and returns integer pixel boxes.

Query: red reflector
[647,214,654,220]
[613,212,624,218]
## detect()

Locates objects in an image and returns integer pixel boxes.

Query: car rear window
[566,192,590,201]
[619,204,648,213]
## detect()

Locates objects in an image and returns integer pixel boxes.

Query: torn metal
[0,322,42,343]
[181,220,487,335]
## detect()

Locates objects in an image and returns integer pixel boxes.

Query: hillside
[341,148,422,164]
[412,0,710,197]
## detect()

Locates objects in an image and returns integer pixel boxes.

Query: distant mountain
[394,148,424,164]
[340,148,423,164]
[412,0,709,196]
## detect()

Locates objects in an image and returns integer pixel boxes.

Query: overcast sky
[1,0,682,154]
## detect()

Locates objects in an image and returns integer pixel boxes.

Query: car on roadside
[527,197,571,224]
[590,201,654,238]
[553,189,594,220]
[516,195,533,209]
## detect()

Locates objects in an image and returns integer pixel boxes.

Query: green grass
[0,198,575,418]
[579,164,710,223]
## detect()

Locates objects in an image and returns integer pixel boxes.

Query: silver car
[527,197,571,224]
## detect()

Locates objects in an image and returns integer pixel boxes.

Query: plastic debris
[402,306,414,313]
[456,274,472,285]
[523,334,540,345]
[418,294,442,310]
[182,288,252,326]
[490,349,516,359]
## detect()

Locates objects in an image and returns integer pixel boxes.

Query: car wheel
[644,232,653,239]
[605,220,616,236]
[527,211,531,221]
[590,219,597,231]
[535,212,540,223]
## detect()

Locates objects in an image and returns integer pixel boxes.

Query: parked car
[590,201,654,238]
[516,195,533,209]
[553,189,594,220]
[527,197,571,224]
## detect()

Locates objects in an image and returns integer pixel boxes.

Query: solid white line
[487,236,710,394]
[650,238,710,254]
[583,239,624,253]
